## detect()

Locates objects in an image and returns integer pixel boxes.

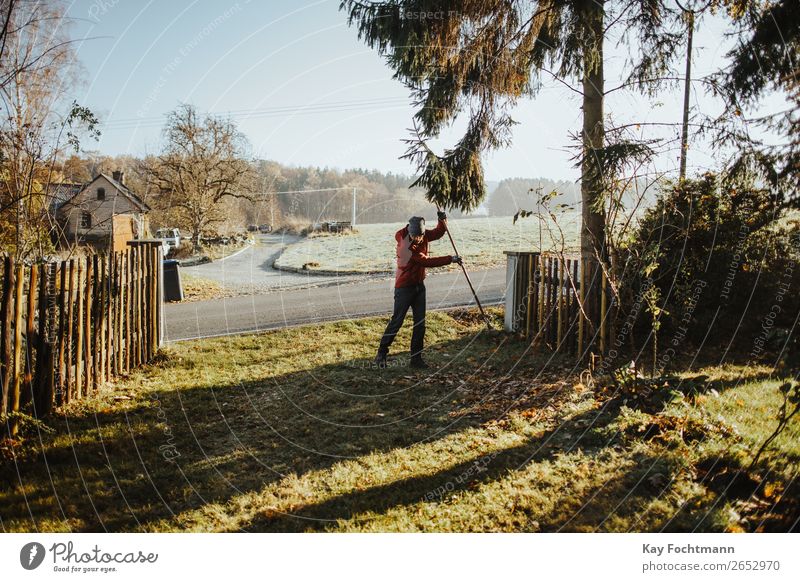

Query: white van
[155,228,181,249]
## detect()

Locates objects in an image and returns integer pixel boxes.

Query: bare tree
[144,104,257,251]
[0,0,98,259]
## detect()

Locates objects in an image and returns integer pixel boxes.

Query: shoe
[410,357,429,369]
[374,353,388,368]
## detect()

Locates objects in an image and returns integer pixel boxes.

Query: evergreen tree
[716,0,800,206]
[341,0,683,348]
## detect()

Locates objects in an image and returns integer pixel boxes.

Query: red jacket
[394,219,452,288]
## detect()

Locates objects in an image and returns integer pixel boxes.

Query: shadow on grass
[1,327,554,531]
[1,325,792,532]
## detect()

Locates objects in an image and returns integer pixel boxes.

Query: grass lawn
[275,215,581,273]
[1,308,797,532]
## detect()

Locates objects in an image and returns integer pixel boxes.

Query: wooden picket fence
[504,251,610,356]
[0,242,163,436]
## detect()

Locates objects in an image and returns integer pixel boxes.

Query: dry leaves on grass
[445,365,585,425]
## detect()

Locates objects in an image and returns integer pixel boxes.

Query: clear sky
[65,0,755,182]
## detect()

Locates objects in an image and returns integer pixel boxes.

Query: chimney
[112,170,124,184]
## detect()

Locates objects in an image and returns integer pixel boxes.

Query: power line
[99,97,411,131]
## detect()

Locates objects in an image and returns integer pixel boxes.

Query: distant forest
[486,178,582,216]
[57,154,598,231]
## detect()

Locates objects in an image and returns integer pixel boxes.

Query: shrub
[619,172,799,360]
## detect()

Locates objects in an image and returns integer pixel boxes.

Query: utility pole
[352,187,357,226]
[679,3,695,182]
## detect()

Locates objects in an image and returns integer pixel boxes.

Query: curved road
[180,233,370,292]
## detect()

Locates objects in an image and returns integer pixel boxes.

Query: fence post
[84,257,93,396]
[75,260,84,401]
[105,255,112,380]
[63,261,75,404]
[117,252,124,374]
[22,263,38,408]
[97,256,104,385]
[600,266,608,355]
[89,255,98,392]
[1,256,13,420]
[157,245,164,348]
[124,249,131,373]
[572,260,579,354]
[10,264,24,436]
[557,258,564,351]
[578,256,586,358]
[151,246,158,355]
[37,263,54,416]
[144,246,152,361]
[137,248,143,366]
[131,248,138,367]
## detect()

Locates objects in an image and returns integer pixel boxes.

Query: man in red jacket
[375,211,461,369]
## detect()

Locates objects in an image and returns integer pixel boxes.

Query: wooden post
[117,253,124,374]
[97,254,105,385]
[10,264,24,436]
[75,260,84,401]
[572,260,579,353]
[105,255,112,379]
[63,261,75,404]
[22,263,38,408]
[524,254,534,338]
[155,245,162,349]
[125,248,136,372]
[136,248,143,367]
[557,258,564,351]
[561,259,572,350]
[36,263,52,416]
[535,254,545,349]
[55,262,67,405]
[138,247,146,362]
[83,257,93,396]
[1,256,13,419]
[578,256,586,358]
[600,266,608,355]
[548,257,556,346]
[151,246,158,357]
[121,249,132,374]
[546,255,556,347]
[131,248,137,368]
[143,246,151,361]
[90,255,98,391]
[96,256,104,385]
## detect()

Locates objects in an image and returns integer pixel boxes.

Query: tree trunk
[192,224,202,253]
[580,0,606,356]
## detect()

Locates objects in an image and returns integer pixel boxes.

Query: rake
[436,206,493,330]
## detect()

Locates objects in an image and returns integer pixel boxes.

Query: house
[55,171,150,250]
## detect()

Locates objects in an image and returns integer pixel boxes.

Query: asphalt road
[181,234,367,292]
[163,266,507,342]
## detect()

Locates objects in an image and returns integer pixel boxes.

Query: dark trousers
[378,283,426,358]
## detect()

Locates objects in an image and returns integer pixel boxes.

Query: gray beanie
[408,216,425,237]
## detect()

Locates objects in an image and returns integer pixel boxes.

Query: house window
[97,187,105,200]
[80,212,92,229]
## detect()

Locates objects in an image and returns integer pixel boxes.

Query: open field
[2,308,796,532]
[275,215,581,273]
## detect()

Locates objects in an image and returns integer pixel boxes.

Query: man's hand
[437,210,447,221]
[451,255,463,265]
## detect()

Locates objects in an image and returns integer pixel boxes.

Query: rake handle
[437,208,492,330]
